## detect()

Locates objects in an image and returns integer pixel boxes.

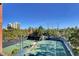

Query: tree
[33,26,44,37]
[69,29,79,47]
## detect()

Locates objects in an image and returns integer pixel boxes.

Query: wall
[0,3,2,53]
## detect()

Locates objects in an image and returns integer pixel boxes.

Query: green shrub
[73,48,79,56]
[11,48,19,55]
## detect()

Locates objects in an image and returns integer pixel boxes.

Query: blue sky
[3,3,79,29]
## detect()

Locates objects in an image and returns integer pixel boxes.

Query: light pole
[21,35,24,50]
[18,35,23,55]
[16,34,24,56]
[20,34,24,55]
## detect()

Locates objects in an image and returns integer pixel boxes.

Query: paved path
[25,41,38,55]
[3,37,27,48]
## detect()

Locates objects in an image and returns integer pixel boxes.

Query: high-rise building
[7,22,20,29]
[14,22,20,29]
[7,23,12,29]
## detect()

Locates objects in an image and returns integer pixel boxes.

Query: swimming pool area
[29,40,70,56]
[3,37,74,56]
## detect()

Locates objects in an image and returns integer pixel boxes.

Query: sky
[2,3,79,29]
